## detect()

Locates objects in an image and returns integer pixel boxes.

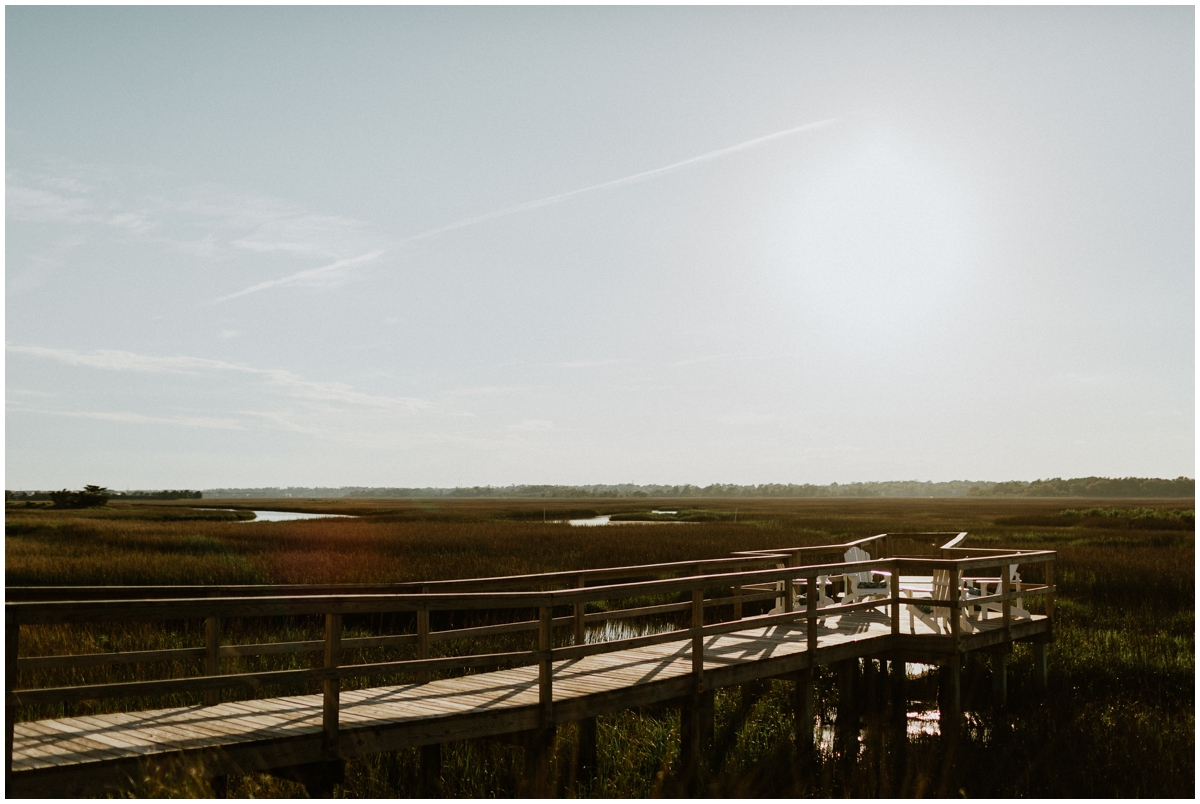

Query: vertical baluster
[6,621,18,792]
[805,572,818,655]
[538,605,553,725]
[691,589,704,689]
[784,553,797,613]
[733,584,743,621]
[417,602,430,685]
[1001,565,1012,641]
[573,575,586,646]
[323,613,342,756]
[890,559,901,636]
[203,616,221,707]
[948,566,961,643]
[1045,562,1055,620]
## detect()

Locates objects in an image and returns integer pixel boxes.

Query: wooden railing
[4,554,789,602]
[5,543,1056,778]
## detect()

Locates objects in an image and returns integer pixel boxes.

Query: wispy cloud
[7,406,246,431]
[215,116,840,302]
[9,163,393,297]
[6,184,95,224]
[6,344,430,414]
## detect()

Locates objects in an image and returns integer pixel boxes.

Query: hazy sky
[6,6,1194,490]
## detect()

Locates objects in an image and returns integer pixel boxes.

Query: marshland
[5,496,1193,797]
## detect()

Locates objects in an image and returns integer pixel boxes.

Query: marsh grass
[5,497,1194,797]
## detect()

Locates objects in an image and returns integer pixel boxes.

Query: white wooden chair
[769,568,832,616]
[840,546,891,605]
[969,564,1031,621]
[905,569,984,635]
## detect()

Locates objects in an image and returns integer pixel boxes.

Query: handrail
[4,552,1055,626]
[13,592,780,673]
[4,555,788,602]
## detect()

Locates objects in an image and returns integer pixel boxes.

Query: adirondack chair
[905,569,984,635]
[970,563,1031,621]
[769,565,832,615]
[840,546,891,605]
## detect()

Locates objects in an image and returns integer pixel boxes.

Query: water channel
[199,508,353,523]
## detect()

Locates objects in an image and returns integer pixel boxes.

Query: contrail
[211,250,389,304]
[214,116,839,302]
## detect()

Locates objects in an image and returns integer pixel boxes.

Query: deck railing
[5,538,1055,778]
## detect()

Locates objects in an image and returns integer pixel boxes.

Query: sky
[5,6,1195,490]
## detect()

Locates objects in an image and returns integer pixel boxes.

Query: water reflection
[584,618,679,644]
[569,515,612,527]
[198,507,353,523]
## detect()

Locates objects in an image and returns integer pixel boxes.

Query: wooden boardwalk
[6,533,1055,797]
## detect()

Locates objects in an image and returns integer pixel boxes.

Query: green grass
[5,497,1194,797]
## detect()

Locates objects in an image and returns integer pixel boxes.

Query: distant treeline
[6,489,203,501]
[200,477,1194,499]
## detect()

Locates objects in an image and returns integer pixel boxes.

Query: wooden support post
[204,616,221,706]
[210,774,228,799]
[992,650,1008,707]
[863,656,878,710]
[539,605,553,726]
[891,658,907,722]
[890,560,901,636]
[691,589,704,690]
[575,717,597,786]
[323,614,342,757]
[1033,642,1049,689]
[733,585,743,621]
[521,726,557,798]
[269,760,344,798]
[679,695,703,795]
[939,656,961,728]
[6,622,18,795]
[699,689,715,766]
[794,667,815,754]
[835,660,859,763]
[573,575,586,646]
[419,742,442,797]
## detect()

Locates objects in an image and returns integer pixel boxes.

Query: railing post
[538,605,553,725]
[805,572,818,656]
[1045,561,1055,621]
[948,566,961,643]
[6,621,18,793]
[784,553,797,613]
[890,559,901,637]
[573,575,586,646]
[691,588,704,691]
[204,616,221,706]
[1001,565,1012,641]
[323,613,342,757]
[733,584,743,620]
[417,600,431,685]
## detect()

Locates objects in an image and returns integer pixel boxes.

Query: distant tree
[49,485,110,508]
